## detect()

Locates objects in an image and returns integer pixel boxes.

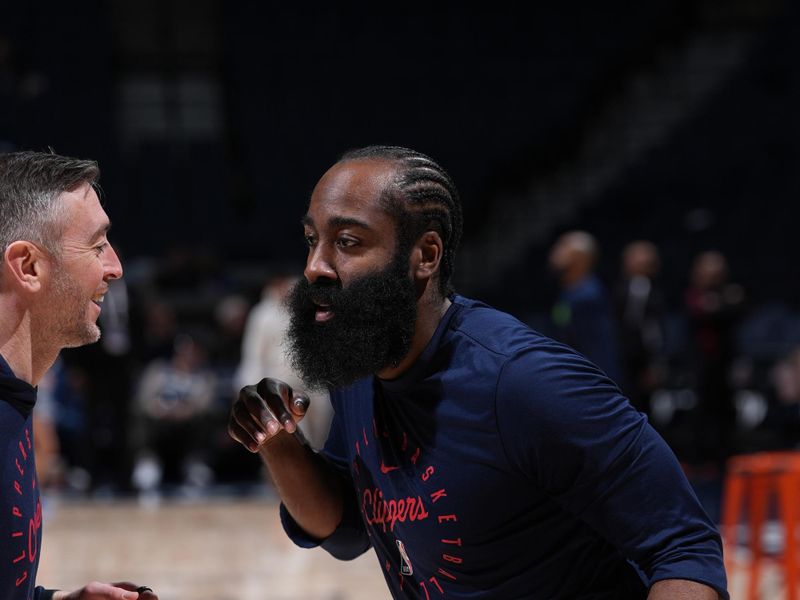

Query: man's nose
[105,244,124,280]
[304,246,336,283]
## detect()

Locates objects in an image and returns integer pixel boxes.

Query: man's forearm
[648,579,722,600]
[260,432,345,540]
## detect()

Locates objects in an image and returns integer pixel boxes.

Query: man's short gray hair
[0,150,100,258]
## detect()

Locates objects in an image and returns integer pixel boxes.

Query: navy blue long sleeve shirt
[1,354,51,600]
[282,295,727,599]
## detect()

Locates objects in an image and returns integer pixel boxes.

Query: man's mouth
[313,300,334,322]
[92,292,107,308]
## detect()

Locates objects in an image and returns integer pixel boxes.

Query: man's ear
[411,230,444,282]
[3,241,47,293]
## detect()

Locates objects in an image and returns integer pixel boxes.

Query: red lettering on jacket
[430,488,447,503]
[428,576,444,593]
[15,571,27,587]
[14,480,22,496]
[421,466,435,482]
[437,567,457,581]
[443,553,463,564]
[442,537,462,546]
[362,488,430,532]
[18,441,27,461]
[12,506,21,518]
[28,500,41,562]
[438,514,458,524]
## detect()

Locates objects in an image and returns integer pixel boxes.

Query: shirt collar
[0,353,38,417]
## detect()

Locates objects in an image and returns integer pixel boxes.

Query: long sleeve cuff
[279,487,371,561]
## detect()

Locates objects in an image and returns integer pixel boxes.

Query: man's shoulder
[449,295,560,358]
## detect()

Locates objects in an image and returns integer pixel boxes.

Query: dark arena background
[2,1,799,598]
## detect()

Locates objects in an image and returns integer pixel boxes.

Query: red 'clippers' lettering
[28,500,42,563]
[362,488,430,532]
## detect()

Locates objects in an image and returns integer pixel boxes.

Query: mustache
[290,278,343,310]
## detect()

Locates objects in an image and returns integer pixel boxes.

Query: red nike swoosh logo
[380,461,400,474]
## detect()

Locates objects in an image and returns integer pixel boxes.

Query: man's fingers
[228,379,309,450]
[257,378,300,433]
[112,583,158,600]
[239,384,280,434]
[71,580,154,599]
[228,419,261,453]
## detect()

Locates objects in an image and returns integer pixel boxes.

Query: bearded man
[228,146,727,599]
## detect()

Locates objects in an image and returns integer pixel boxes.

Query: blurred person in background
[229,146,726,599]
[761,346,800,445]
[234,273,332,450]
[682,251,745,496]
[0,151,157,600]
[131,332,216,495]
[211,293,250,374]
[548,229,622,383]
[613,240,667,415]
[132,299,177,364]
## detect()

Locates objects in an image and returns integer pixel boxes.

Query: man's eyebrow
[328,216,371,229]
[301,215,372,230]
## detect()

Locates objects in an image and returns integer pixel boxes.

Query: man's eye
[304,235,317,247]
[336,237,357,248]
[94,243,108,255]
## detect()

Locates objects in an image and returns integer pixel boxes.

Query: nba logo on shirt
[396,539,413,576]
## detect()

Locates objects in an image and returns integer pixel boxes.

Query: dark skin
[228,158,448,539]
[227,158,720,599]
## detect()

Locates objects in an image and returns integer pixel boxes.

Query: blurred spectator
[548,230,622,383]
[32,367,62,491]
[760,346,800,447]
[683,250,745,471]
[132,333,217,494]
[211,293,250,371]
[613,240,667,414]
[234,274,333,450]
[136,298,179,363]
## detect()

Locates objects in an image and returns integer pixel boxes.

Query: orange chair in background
[722,450,800,600]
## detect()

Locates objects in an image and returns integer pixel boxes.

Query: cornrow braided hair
[339,145,463,296]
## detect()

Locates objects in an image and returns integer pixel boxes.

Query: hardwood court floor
[37,494,390,600]
[37,494,785,599]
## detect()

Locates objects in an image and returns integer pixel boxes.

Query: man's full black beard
[286,256,418,390]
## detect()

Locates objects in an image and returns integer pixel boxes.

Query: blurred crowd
[30,232,800,522]
[544,231,799,520]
